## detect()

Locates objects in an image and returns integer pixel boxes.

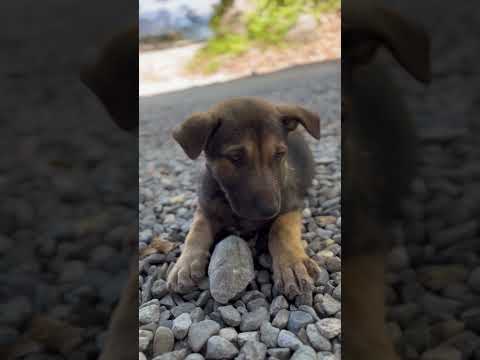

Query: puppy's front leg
[167,208,218,293]
[269,210,321,299]
[98,258,138,360]
[343,254,400,360]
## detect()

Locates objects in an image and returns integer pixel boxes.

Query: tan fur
[343,254,399,360]
[167,208,220,293]
[268,211,321,299]
[99,258,138,360]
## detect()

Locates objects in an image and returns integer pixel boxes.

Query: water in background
[139,0,221,41]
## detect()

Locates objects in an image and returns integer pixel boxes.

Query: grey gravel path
[0,2,138,358]
[139,61,341,359]
[378,2,480,358]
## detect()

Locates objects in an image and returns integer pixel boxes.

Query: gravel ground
[0,63,137,359]
[381,1,480,358]
[0,2,137,358]
[139,61,340,359]
[385,130,480,360]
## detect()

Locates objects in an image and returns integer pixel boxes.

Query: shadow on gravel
[343,1,480,359]
[0,1,138,359]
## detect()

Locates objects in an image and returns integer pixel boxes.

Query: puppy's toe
[274,263,300,300]
[167,251,209,294]
[177,267,195,293]
[190,258,207,281]
[304,258,322,281]
[273,256,318,300]
[272,265,284,294]
[282,267,301,300]
[294,262,314,292]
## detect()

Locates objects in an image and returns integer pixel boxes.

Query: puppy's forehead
[214,99,278,122]
[211,99,283,141]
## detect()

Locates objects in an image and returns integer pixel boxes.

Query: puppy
[343,2,430,359]
[168,97,322,299]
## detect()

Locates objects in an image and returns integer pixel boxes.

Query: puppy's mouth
[228,195,281,221]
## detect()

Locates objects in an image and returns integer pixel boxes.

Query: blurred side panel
[0,1,138,359]
[342,0,480,359]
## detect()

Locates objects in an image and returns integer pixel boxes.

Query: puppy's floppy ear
[344,4,431,83]
[80,26,139,131]
[172,112,220,159]
[374,8,431,83]
[276,104,320,139]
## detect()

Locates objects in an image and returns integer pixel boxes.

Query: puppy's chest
[207,197,271,238]
[225,216,271,238]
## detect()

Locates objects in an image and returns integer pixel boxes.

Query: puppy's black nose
[257,202,279,219]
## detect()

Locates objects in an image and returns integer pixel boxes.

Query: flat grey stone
[267,348,291,360]
[319,294,341,316]
[306,324,331,351]
[247,298,269,312]
[260,322,280,348]
[191,307,205,323]
[272,309,290,329]
[219,327,238,343]
[208,236,255,304]
[287,311,314,334]
[184,354,205,360]
[152,349,188,360]
[140,299,161,324]
[205,336,239,359]
[317,353,336,360]
[316,319,341,339]
[242,290,265,304]
[172,313,192,340]
[270,296,289,316]
[188,320,221,352]
[153,327,174,355]
[290,345,317,360]
[240,307,269,332]
[139,329,154,352]
[277,330,302,350]
[239,341,267,360]
[151,279,169,298]
[218,305,241,327]
[171,302,196,318]
[237,331,259,346]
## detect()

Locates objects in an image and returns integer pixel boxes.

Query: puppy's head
[343,0,431,84]
[173,98,319,221]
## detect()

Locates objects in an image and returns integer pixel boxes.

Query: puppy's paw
[272,256,321,300]
[167,250,209,294]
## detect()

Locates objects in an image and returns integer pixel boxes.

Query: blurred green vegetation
[188,0,340,74]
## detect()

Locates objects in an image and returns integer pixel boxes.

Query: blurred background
[139,0,340,95]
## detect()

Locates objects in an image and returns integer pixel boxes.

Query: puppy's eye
[226,152,244,164]
[274,149,287,160]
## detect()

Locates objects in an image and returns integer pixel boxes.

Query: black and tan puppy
[168,98,321,299]
[343,1,430,359]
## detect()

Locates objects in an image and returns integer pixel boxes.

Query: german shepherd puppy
[168,98,322,300]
